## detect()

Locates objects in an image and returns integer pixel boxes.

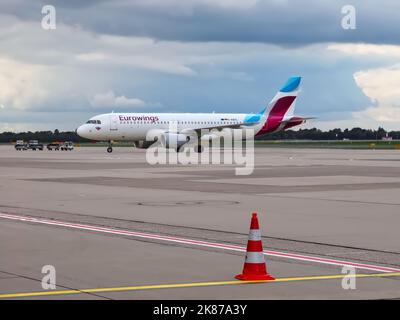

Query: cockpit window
[86,120,101,124]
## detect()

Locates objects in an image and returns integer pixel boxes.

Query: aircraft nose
[76,125,85,138]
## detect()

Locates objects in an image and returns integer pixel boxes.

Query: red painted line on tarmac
[1,212,399,273]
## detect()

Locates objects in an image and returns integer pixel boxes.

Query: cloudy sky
[1,0,400,132]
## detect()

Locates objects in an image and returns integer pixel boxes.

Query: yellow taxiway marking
[1,272,400,299]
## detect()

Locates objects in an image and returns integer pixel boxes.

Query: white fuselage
[77,112,266,141]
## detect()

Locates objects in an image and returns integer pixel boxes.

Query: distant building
[382,133,392,141]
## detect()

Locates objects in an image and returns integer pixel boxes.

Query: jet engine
[200,133,219,141]
[160,132,190,150]
[133,140,157,149]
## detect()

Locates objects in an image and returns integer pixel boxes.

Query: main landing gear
[176,144,204,153]
[195,145,204,153]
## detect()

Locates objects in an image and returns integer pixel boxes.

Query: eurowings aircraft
[77,76,313,153]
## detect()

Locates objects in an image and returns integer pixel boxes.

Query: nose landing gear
[107,141,113,153]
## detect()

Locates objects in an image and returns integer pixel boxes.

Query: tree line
[0,127,399,143]
[0,130,90,143]
[258,127,400,140]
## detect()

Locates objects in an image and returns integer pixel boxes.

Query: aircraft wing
[180,121,260,137]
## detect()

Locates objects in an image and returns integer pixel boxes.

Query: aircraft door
[110,114,118,131]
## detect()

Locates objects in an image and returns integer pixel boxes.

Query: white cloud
[75,52,108,62]
[0,57,50,110]
[353,64,400,123]
[0,16,199,76]
[322,43,400,129]
[354,66,400,108]
[90,91,146,108]
[314,63,400,131]
[0,17,204,112]
[0,15,290,115]
[328,43,400,57]
[0,122,39,132]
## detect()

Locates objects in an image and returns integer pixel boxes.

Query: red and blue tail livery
[255,76,312,136]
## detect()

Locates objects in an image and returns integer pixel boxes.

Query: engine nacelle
[134,140,157,149]
[160,133,190,149]
[200,133,220,142]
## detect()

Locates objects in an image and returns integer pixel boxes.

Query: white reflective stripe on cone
[245,251,265,263]
[248,229,261,241]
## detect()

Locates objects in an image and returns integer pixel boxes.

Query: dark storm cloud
[1,1,399,131]
[6,0,395,45]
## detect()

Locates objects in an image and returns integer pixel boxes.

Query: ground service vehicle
[15,140,28,151]
[27,140,44,151]
[60,141,74,151]
[47,143,61,151]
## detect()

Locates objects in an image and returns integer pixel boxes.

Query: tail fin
[259,76,301,120]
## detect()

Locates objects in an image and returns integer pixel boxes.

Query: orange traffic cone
[235,213,275,281]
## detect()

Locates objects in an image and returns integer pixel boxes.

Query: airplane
[76,76,313,153]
